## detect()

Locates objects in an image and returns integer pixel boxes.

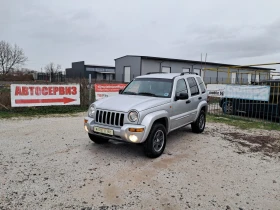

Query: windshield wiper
[138,92,156,97]
[122,91,137,95]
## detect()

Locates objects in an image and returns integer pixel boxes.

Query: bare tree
[0,40,28,75]
[44,62,61,82]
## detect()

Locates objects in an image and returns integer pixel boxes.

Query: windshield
[122,78,173,98]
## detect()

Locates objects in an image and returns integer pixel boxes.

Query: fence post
[89,74,92,106]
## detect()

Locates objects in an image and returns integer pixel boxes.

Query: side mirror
[119,89,123,94]
[175,92,189,101]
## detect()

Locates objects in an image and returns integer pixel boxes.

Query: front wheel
[88,133,109,144]
[191,110,206,133]
[143,123,166,158]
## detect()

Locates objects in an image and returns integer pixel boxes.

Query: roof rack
[146,72,167,75]
[180,72,198,76]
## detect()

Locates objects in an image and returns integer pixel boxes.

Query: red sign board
[11,84,80,107]
[94,84,127,101]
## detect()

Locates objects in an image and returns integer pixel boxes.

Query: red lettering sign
[11,84,80,107]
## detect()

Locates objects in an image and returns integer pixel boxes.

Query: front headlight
[128,110,139,122]
[88,104,95,118]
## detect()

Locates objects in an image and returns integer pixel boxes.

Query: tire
[191,110,206,133]
[88,133,109,144]
[222,101,233,115]
[143,123,166,158]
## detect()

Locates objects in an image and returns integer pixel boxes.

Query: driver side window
[176,79,188,95]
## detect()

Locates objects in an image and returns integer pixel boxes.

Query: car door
[170,78,193,131]
[186,77,201,122]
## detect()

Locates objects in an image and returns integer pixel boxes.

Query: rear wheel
[191,110,206,133]
[88,133,109,144]
[222,101,233,114]
[143,123,166,158]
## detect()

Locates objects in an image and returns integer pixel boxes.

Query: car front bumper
[84,117,146,143]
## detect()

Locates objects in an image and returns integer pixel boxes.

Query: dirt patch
[223,132,280,155]
[1,116,280,209]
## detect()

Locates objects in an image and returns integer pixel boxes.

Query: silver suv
[84,72,208,158]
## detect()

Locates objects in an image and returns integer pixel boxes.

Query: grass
[207,114,280,131]
[0,106,87,119]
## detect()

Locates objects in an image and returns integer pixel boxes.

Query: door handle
[186,100,191,104]
[198,97,202,100]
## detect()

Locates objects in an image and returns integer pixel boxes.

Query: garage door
[124,67,131,83]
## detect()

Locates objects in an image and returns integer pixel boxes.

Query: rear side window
[196,77,206,94]
[187,77,200,96]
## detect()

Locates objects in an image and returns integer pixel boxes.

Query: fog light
[128,128,144,132]
[84,125,88,132]
[129,135,138,142]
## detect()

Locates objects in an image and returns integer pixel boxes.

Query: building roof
[115,55,275,71]
[136,73,199,79]
[85,64,115,69]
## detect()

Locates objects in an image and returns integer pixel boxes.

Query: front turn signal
[129,128,144,132]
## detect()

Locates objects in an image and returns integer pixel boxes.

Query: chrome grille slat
[118,114,121,126]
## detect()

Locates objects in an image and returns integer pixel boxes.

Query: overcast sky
[1,0,280,71]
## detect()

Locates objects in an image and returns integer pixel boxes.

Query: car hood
[94,95,171,112]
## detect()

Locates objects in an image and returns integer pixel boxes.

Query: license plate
[93,127,113,135]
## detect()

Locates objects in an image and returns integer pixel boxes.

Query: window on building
[102,73,106,80]
[176,79,188,95]
[196,77,206,93]
[182,68,190,73]
[162,67,171,73]
[187,77,200,96]
[124,66,131,83]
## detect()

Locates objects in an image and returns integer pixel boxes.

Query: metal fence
[207,81,280,123]
[203,77,268,85]
[35,72,66,82]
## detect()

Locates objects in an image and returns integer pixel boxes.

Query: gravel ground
[0,113,279,210]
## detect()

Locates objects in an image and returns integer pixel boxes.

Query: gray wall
[72,61,85,78]
[66,61,115,81]
[142,59,270,84]
[115,56,270,84]
[142,59,197,74]
[66,61,85,78]
[115,56,141,82]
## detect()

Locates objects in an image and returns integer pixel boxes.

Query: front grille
[95,110,124,127]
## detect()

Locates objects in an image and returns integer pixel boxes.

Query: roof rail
[180,72,198,76]
[146,72,167,75]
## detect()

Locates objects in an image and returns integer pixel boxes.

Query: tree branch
[0,41,27,74]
